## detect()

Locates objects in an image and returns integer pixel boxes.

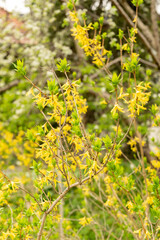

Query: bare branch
[151,0,160,60]
[110,0,160,68]
[119,0,156,48]
[0,80,20,94]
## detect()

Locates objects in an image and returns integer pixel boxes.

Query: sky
[0,0,160,14]
[0,0,30,14]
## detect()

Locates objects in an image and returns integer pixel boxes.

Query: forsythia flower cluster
[69,12,108,67]
[128,82,151,117]
[0,123,37,167]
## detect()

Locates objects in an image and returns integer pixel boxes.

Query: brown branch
[86,87,132,126]
[37,120,133,240]
[18,186,44,212]
[151,0,160,60]
[58,171,64,240]
[37,160,109,239]
[24,76,48,98]
[37,177,88,240]
[120,0,155,48]
[0,170,44,212]
[139,58,157,69]
[107,57,121,68]
[89,56,157,84]
[106,57,157,69]
[110,0,160,68]
[0,80,20,94]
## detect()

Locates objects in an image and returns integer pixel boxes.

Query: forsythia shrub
[0,0,159,239]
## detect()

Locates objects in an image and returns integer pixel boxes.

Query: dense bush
[0,0,160,239]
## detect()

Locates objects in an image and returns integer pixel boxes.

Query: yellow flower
[82,186,90,196]
[111,103,124,115]
[128,82,151,117]
[69,12,79,23]
[134,228,142,237]
[26,87,35,96]
[126,201,134,213]
[79,217,92,226]
[130,36,136,42]
[131,52,139,59]
[144,230,151,239]
[105,196,115,207]
[133,16,137,23]
[146,196,154,205]
[127,137,140,152]
[122,43,128,51]
[70,10,108,67]
[118,87,129,101]
[152,160,160,169]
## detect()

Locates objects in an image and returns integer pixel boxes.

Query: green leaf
[47,79,58,94]
[93,22,99,30]
[146,69,152,76]
[13,59,26,76]
[103,135,112,148]
[102,32,107,39]
[132,0,143,6]
[67,0,73,10]
[111,72,121,87]
[150,104,158,115]
[118,29,123,39]
[99,16,104,25]
[93,138,102,152]
[56,58,70,72]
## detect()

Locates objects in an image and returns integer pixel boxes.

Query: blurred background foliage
[0,0,160,239]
